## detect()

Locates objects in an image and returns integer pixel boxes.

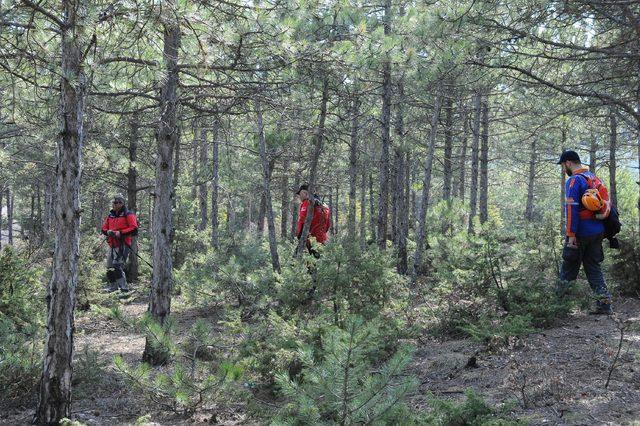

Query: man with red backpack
[296,184,331,258]
[557,150,614,314]
[101,194,138,292]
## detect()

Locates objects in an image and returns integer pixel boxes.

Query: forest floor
[2,292,639,425]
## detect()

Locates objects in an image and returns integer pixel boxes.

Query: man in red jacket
[296,184,330,257]
[101,194,138,292]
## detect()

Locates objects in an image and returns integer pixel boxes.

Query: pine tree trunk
[257,192,266,236]
[479,95,489,224]
[334,186,339,236]
[44,178,53,234]
[291,169,301,241]
[442,94,454,201]
[281,161,289,239]
[377,0,392,249]
[256,98,281,272]
[36,182,42,237]
[198,128,208,231]
[35,0,86,421]
[457,108,469,202]
[143,6,180,365]
[609,108,618,207]
[412,92,443,277]
[368,173,376,242]
[394,78,408,273]
[468,91,482,233]
[560,128,567,235]
[589,135,597,173]
[210,118,220,248]
[525,139,536,221]
[127,114,139,282]
[6,189,13,244]
[191,121,198,209]
[360,167,367,250]
[348,97,359,243]
[295,76,329,257]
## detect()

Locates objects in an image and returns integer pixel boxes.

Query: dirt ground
[2,294,639,425]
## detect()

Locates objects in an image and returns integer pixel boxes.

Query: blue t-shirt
[565,168,604,238]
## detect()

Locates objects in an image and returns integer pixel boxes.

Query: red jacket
[102,209,138,248]
[297,199,330,244]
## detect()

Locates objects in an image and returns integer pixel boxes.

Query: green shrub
[424,389,521,425]
[0,246,45,405]
[274,316,417,425]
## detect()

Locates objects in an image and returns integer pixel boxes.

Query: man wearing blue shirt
[558,150,612,315]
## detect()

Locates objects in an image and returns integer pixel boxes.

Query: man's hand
[566,236,578,248]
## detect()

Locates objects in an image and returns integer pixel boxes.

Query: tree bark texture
[347,98,359,243]
[442,94,454,201]
[468,91,482,233]
[143,7,180,366]
[210,118,220,248]
[394,78,408,274]
[412,92,442,277]
[198,128,208,231]
[456,108,469,202]
[609,108,618,207]
[524,139,536,221]
[256,98,281,272]
[360,167,367,250]
[589,135,597,173]
[377,0,392,249]
[127,114,139,282]
[35,0,86,422]
[479,95,489,224]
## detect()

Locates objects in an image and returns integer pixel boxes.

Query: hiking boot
[589,304,613,315]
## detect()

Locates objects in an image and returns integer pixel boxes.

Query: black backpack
[603,205,621,247]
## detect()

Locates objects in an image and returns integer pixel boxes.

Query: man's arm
[296,201,308,238]
[565,177,581,242]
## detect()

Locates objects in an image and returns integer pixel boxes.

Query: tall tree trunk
[256,98,281,272]
[198,128,208,231]
[35,0,86,421]
[190,121,198,211]
[360,167,367,250]
[333,186,339,236]
[127,114,139,282]
[295,77,329,257]
[347,97,359,243]
[368,173,376,242]
[36,182,42,237]
[479,95,489,224]
[143,6,180,365]
[609,108,618,207]
[456,109,469,202]
[210,118,220,248]
[377,0,392,249]
[524,139,536,221]
[589,134,597,173]
[6,189,13,245]
[281,161,289,239]
[560,128,567,235]
[468,91,482,233]
[442,93,454,201]
[172,130,181,209]
[43,178,53,234]
[412,92,443,277]
[291,168,301,241]
[394,77,408,274]
[257,192,266,235]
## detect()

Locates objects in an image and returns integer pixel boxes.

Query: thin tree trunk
[127,114,139,282]
[479,95,489,224]
[334,186,339,236]
[257,192,266,235]
[368,173,376,242]
[525,139,536,221]
[395,77,408,274]
[561,128,567,235]
[143,6,180,365]
[457,109,469,202]
[468,91,482,233]
[6,189,13,245]
[191,121,198,210]
[377,0,392,249]
[281,161,289,240]
[35,0,86,421]
[443,93,454,201]
[198,128,208,231]
[211,117,220,248]
[36,182,42,237]
[43,178,53,234]
[348,97,359,242]
[291,168,301,241]
[360,167,367,250]
[256,98,281,272]
[609,107,618,207]
[412,92,443,277]
[589,134,597,173]
[295,77,329,257]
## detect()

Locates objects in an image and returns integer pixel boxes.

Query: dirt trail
[410,298,640,425]
[3,297,639,425]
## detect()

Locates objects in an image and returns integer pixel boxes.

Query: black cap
[557,150,581,164]
[296,184,308,195]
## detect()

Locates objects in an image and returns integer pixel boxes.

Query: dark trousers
[107,245,130,290]
[560,233,611,308]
